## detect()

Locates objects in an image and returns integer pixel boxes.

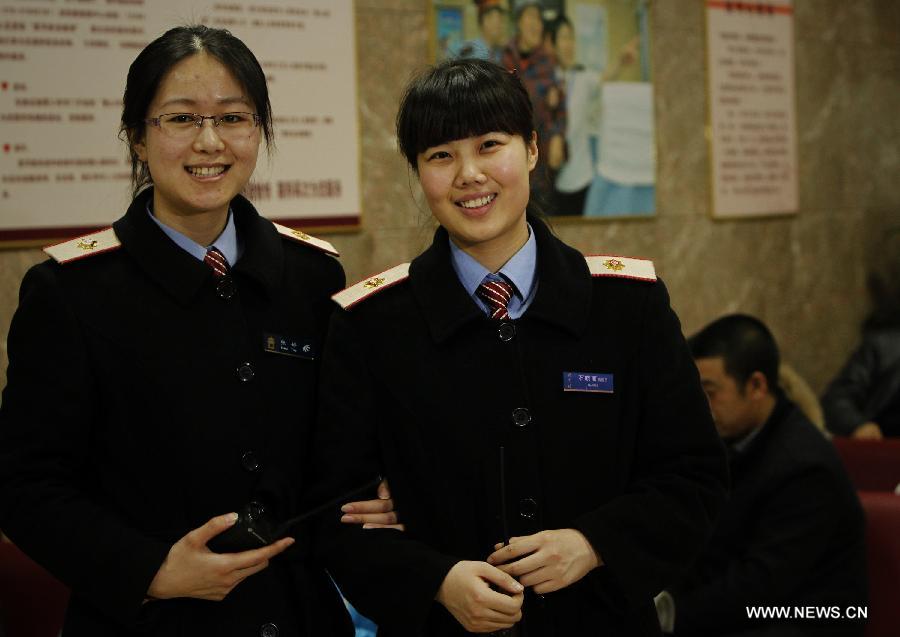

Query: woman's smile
[455,192,498,216]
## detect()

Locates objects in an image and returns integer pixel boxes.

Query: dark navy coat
[0,189,352,637]
[671,398,867,637]
[313,218,728,636]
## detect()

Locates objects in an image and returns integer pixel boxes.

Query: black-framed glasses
[145,112,261,139]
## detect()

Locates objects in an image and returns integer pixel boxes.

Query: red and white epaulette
[273,222,339,257]
[585,255,656,282]
[332,263,411,310]
[43,227,121,264]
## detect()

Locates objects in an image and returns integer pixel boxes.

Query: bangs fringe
[410,81,520,155]
[397,59,534,168]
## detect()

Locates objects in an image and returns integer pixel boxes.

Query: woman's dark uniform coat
[313,218,728,636]
[0,189,352,636]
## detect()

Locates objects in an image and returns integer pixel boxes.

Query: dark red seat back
[858,491,900,637]
[0,541,69,637]
[833,437,900,492]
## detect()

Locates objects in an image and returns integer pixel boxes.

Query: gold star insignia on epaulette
[331,263,410,309]
[77,239,99,251]
[603,258,625,271]
[292,229,312,241]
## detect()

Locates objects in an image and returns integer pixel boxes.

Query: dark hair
[396,58,535,172]
[547,15,572,46]
[864,227,900,331]
[688,314,780,392]
[514,3,542,25]
[477,5,505,25]
[120,25,274,198]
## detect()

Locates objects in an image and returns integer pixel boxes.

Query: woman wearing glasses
[0,25,386,637]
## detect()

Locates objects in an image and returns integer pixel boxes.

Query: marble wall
[0,0,898,394]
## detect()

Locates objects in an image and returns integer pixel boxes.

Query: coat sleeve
[821,338,878,436]
[310,308,459,635]
[571,279,729,609]
[0,264,170,626]
[669,464,851,634]
[288,251,346,565]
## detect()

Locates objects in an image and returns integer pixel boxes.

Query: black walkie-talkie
[207,475,382,553]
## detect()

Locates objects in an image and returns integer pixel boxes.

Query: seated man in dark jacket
[657,314,868,636]
[822,249,900,438]
[821,329,900,439]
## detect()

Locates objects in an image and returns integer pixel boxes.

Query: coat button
[498,322,516,342]
[511,407,531,427]
[241,451,262,473]
[260,623,279,637]
[216,276,236,299]
[236,362,255,382]
[247,500,266,520]
[519,497,538,519]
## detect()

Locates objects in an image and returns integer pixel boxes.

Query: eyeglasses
[145,112,261,139]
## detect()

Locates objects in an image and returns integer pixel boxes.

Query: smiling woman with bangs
[312,58,728,636]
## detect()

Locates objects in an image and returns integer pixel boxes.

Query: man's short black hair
[688,314,780,392]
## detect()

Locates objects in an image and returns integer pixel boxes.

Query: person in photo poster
[448,0,509,64]
[312,58,727,635]
[0,24,398,637]
[501,1,567,211]
[546,15,639,216]
[581,0,655,217]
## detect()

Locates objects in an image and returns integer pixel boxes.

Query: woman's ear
[526,131,539,171]
[131,130,147,163]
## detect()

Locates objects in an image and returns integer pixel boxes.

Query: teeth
[187,166,226,177]
[459,194,495,209]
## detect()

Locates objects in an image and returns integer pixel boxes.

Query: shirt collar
[147,201,240,267]
[448,222,537,301]
[730,391,789,455]
[409,218,592,344]
[729,422,764,454]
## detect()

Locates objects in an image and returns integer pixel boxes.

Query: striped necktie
[204,247,229,279]
[476,279,514,321]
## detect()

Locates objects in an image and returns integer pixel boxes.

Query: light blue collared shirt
[148,203,241,267]
[730,424,763,454]
[449,223,538,320]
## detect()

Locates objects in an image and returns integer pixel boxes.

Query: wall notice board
[0,0,360,244]
[706,0,798,219]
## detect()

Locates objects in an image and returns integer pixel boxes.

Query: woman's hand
[435,561,524,633]
[340,478,404,530]
[147,513,294,601]
[487,529,602,594]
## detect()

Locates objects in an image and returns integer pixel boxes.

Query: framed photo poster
[429,0,655,219]
[0,0,360,245]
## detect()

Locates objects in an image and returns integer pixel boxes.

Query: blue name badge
[263,333,315,360]
[563,372,614,394]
